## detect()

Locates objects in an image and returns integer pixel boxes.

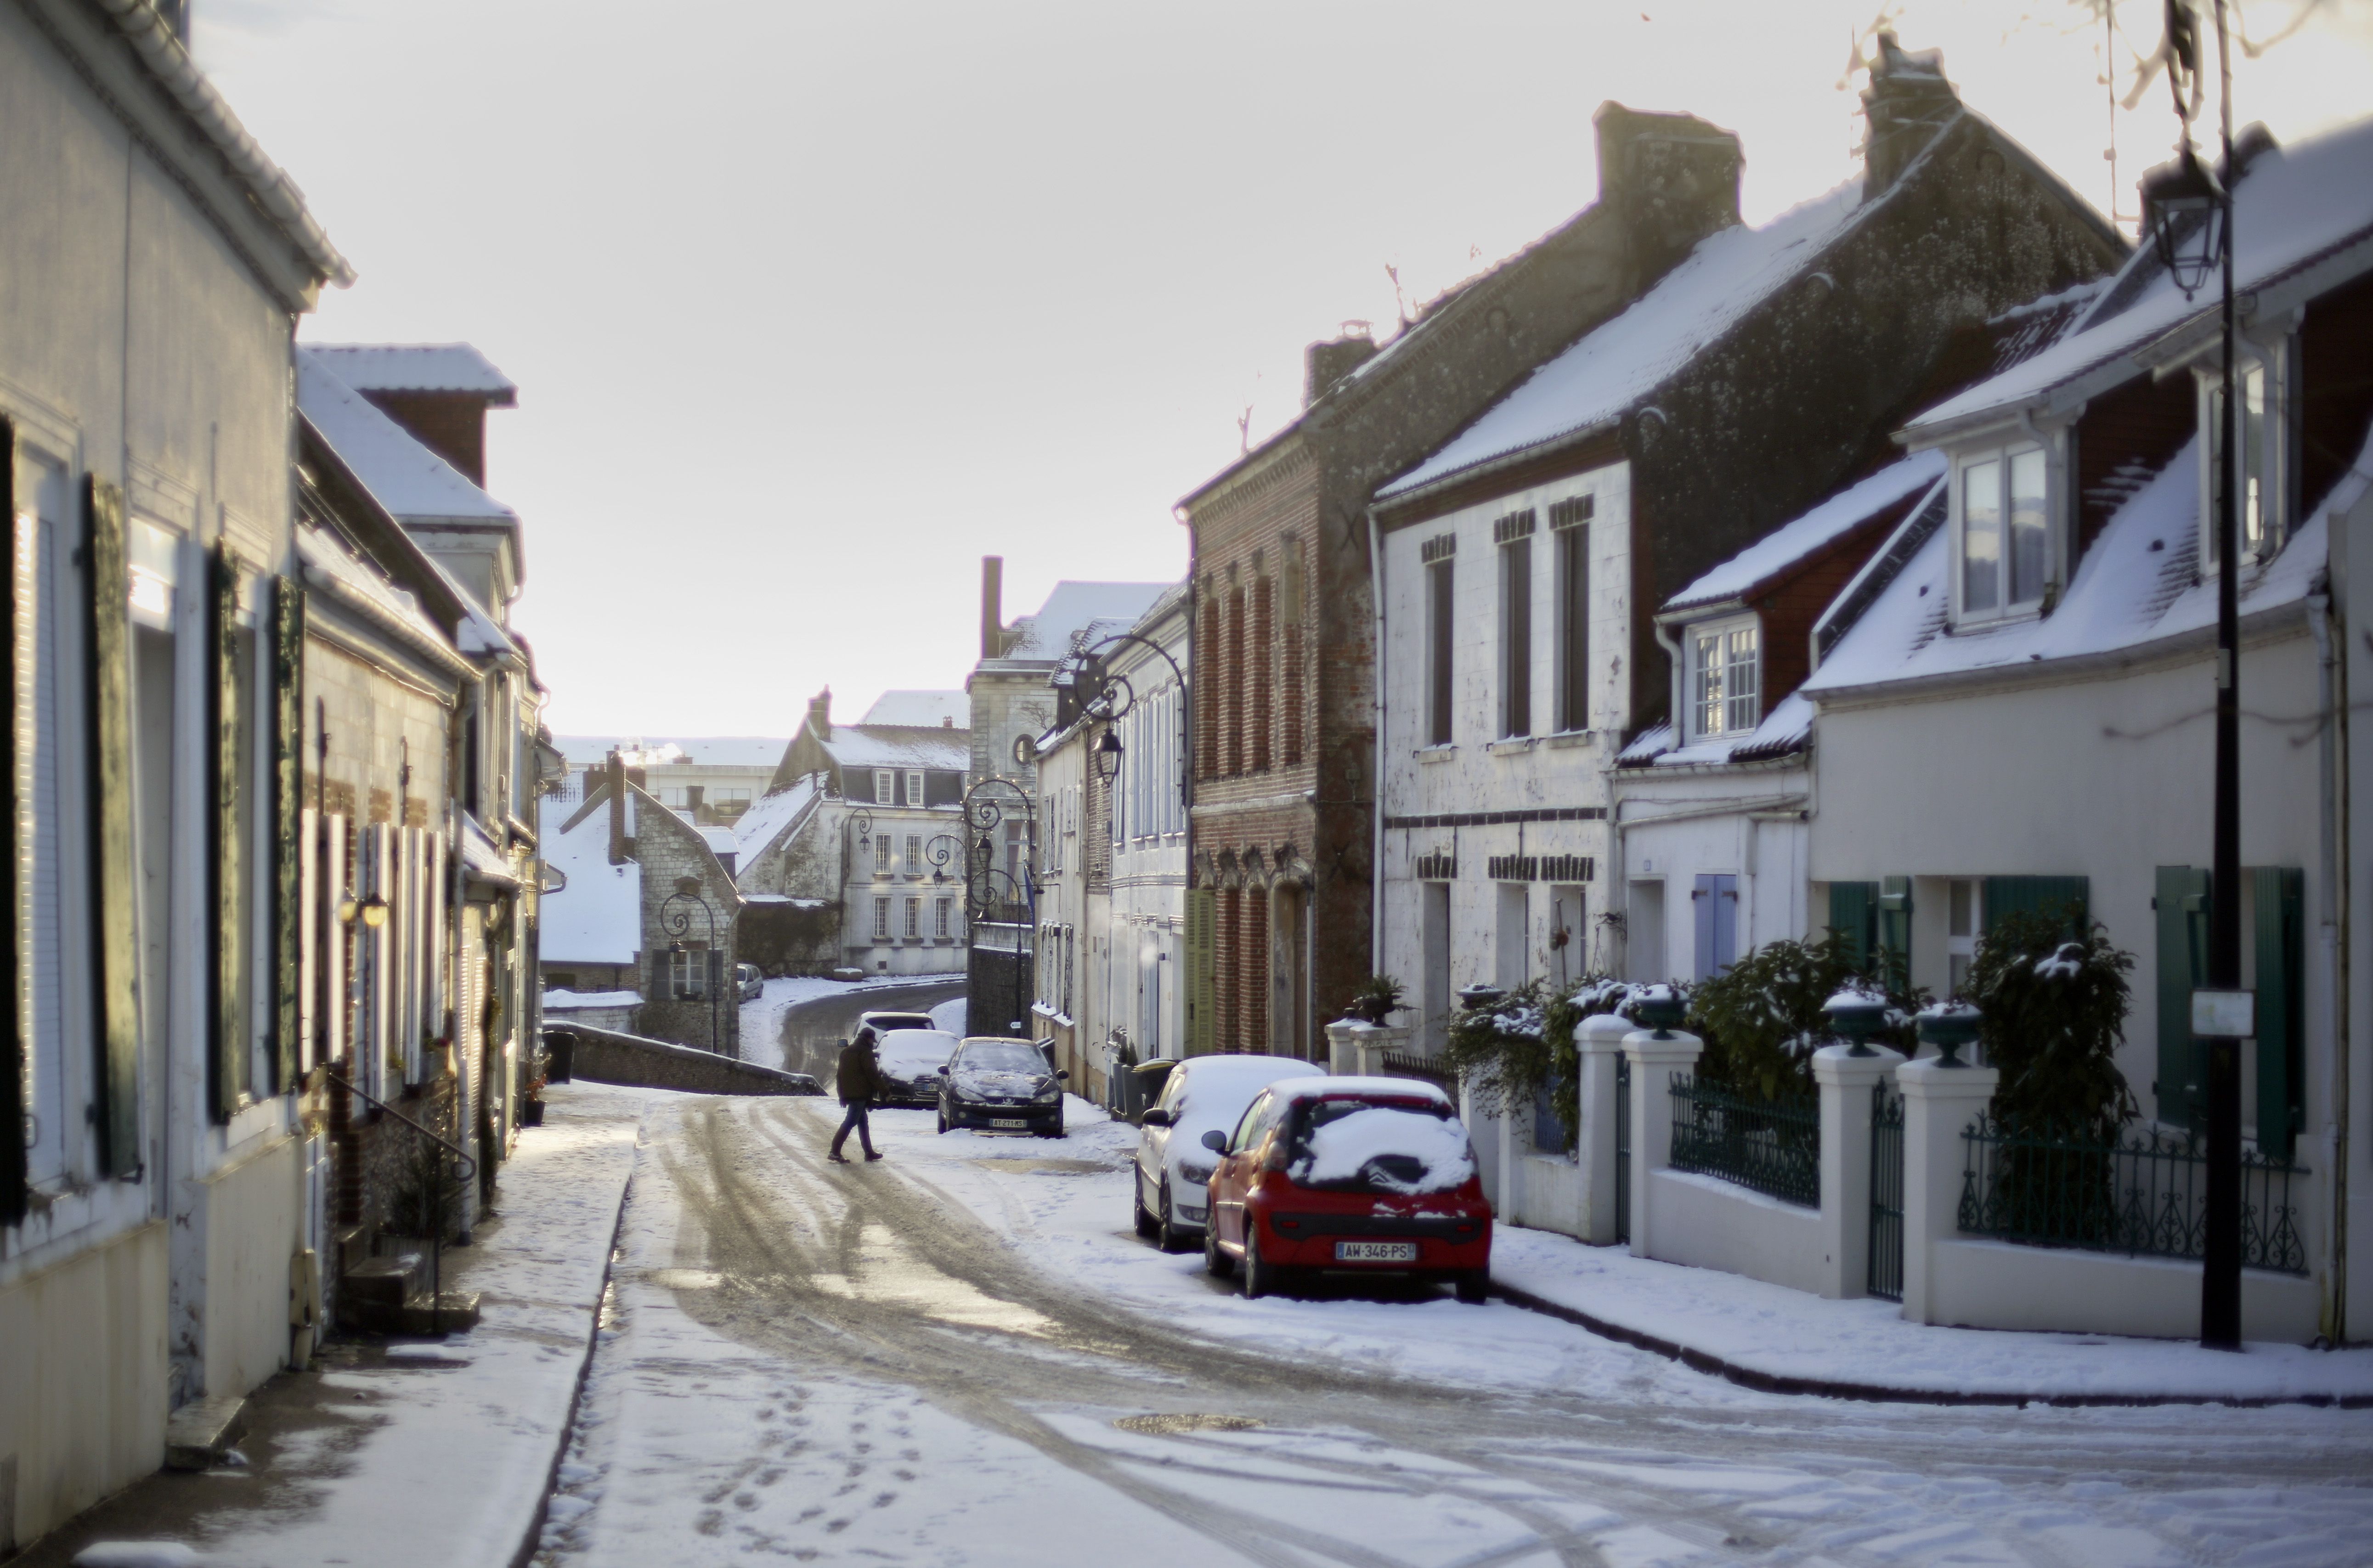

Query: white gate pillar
[1812,1043,1905,1300]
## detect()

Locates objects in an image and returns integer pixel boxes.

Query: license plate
[1334,1240,1418,1263]
[990,1118,1030,1129]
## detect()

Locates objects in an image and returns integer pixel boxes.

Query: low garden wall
[542,1024,820,1097]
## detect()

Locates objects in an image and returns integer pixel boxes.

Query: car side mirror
[1141,1107,1171,1127]
[1056,1069,1069,1081]
[1200,1129,1227,1154]
[936,1064,949,1074]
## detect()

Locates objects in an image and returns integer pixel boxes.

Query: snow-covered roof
[539,798,642,965]
[542,989,640,1009]
[1807,421,2372,699]
[297,350,517,525]
[1666,453,1948,614]
[732,775,823,868]
[554,736,791,769]
[822,728,970,772]
[461,815,519,888]
[859,690,968,728]
[1906,117,2373,442]
[301,345,516,400]
[996,582,1171,664]
[695,825,739,857]
[1617,689,1817,770]
[294,525,460,668]
[1379,180,1870,500]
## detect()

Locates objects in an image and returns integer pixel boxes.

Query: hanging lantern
[2143,147,2226,299]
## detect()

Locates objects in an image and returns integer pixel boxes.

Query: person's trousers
[831,1100,875,1156]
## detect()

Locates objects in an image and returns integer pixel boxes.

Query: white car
[1132,1054,1312,1252]
[875,1028,960,1107]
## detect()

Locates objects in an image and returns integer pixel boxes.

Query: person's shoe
[863,1151,884,1162]
[827,1151,850,1164]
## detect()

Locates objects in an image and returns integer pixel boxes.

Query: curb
[508,1162,639,1568]
[1491,1280,2373,1410]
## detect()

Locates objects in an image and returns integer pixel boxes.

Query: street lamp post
[2147,0,2244,1350]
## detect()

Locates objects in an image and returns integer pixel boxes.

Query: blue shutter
[2253,865,2303,1160]
[1694,874,1737,979]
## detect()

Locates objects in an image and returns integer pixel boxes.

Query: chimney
[806,687,832,739]
[1305,324,1378,408]
[1594,104,1744,287]
[1861,34,1959,197]
[607,750,627,865]
[980,556,1004,659]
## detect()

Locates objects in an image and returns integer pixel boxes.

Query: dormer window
[1689,615,1759,741]
[1956,445,2049,621]
[2200,348,2288,565]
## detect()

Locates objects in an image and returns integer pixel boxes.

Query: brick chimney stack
[980,557,1004,659]
[1305,324,1378,408]
[607,750,627,865]
[806,687,833,739]
[1861,34,1959,197]
[1593,103,1744,288]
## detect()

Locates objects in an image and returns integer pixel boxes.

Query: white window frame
[1951,441,2053,626]
[2197,340,2292,568]
[904,834,921,875]
[1686,613,1761,743]
[873,896,891,941]
[873,768,895,805]
[904,896,921,939]
[904,769,924,806]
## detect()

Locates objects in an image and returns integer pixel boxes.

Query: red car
[1199,1076,1492,1303]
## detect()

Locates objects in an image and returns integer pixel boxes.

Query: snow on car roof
[1262,1075,1453,1106]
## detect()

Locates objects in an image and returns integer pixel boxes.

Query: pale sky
[191,0,2373,736]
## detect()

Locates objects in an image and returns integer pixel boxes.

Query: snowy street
[536,1089,2373,1568]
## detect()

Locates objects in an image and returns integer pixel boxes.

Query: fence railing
[1868,1083,1905,1301]
[1667,1073,1819,1208]
[1379,1051,1457,1097]
[1958,1111,2308,1275]
[1614,1054,1631,1245]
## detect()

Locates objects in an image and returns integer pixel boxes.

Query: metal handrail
[327,1067,478,1331]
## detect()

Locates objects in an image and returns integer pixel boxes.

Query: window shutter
[2154,865,2210,1131]
[1877,875,1913,990]
[1980,875,2090,937]
[85,478,141,1172]
[271,576,304,1093]
[0,419,21,1223]
[1185,887,1215,1056]
[209,541,246,1121]
[707,949,723,1009]
[2252,865,2304,1160]
[1828,881,1878,972]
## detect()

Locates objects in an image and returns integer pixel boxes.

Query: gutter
[2309,587,2349,1345]
[1372,419,1622,520]
[1368,507,1388,978]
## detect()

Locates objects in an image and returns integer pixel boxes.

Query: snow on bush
[1291,1105,1476,1195]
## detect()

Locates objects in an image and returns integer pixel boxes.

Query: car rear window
[1286,1099,1475,1194]
[957,1042,1044,1075]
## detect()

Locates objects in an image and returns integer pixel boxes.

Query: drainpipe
[2310,585,2349,1344]
[1368,507,1389,994]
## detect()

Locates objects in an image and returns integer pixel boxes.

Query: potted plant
[1344,975,1405,1027]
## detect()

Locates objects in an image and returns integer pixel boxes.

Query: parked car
[859,1009,937,1036]
[1132,1054,1310,1252]
[875,1028,959,1107]
[1201,1077,1491,1303]
[736,963,764,1002]
[937,1036,1068,1138]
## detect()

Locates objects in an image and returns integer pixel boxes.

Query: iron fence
[1868,1083,1905,1301]
[1958,1111,2308,1275]
[1614,1054,1631,1245]
[1668,1073,1820,1208]
[1379,1051,1458,1097]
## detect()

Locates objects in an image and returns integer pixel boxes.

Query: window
[874,896,891,940]
[1423,534,1455,746]
[1497,509,1534,738]
[1281,543,1305,767]
[670,943,709,998]
[1224,585,1246,776]
[904,769,924,805]
[1551,496,1591,732]
[1946,879,1980,997]
[904,834,921,873]
[2206,358,2278,563]
[873,768,894,804]
[904,897,921,938]
[1250,574,1273,772]
[874,833,894,876]
[935,896,953,937]
[1689,617,1759,740]
[1957,446,2049,619]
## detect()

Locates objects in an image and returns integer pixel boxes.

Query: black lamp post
[2149,0,2245,1352]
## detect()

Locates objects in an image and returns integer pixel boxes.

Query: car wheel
[1133,1178,1159,1240]
[1241,1225,1279,1300]
[1455,1270,1489,1306]
[1156,1180,1185,1254]
[1204,1216,1234,1278]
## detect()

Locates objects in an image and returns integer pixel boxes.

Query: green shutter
[1828,881,1879,972]
[85,479,141,1174]
[1185,886,1215,1056]
[271,576,305,1094]
[2253,865,2304,1161]
[1981,875,2091,937]
[210,541,248,1121]
[2155,865,2210,1131]
[0,421,21,1223]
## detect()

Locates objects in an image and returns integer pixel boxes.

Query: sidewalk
[1491,1223,2373,1407]
[19,1081,650,1568]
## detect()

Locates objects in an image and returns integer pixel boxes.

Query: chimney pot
[1861,33,1960,197]
[607,750,627,865]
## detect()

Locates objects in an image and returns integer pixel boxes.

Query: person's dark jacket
[836,1034,883,1105]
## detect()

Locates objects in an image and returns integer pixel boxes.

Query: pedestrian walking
[829,1027,885,1163]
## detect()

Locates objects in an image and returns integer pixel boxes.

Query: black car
[936,1037,1068,1138]
[874,1028,959,1108]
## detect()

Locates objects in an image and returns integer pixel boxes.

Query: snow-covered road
[536,1094,2373,1568]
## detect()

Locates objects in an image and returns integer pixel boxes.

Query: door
[1495,884,1527,992]
[1692,874,1738,981]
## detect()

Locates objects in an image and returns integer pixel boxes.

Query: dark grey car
[936,1037,1068,1138]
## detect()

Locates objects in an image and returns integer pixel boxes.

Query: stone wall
[627,781,743,1055]
[544,1024,819,1096]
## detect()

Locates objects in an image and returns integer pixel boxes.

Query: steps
[164,1393,248,1470]
[338,1248,482,1335]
